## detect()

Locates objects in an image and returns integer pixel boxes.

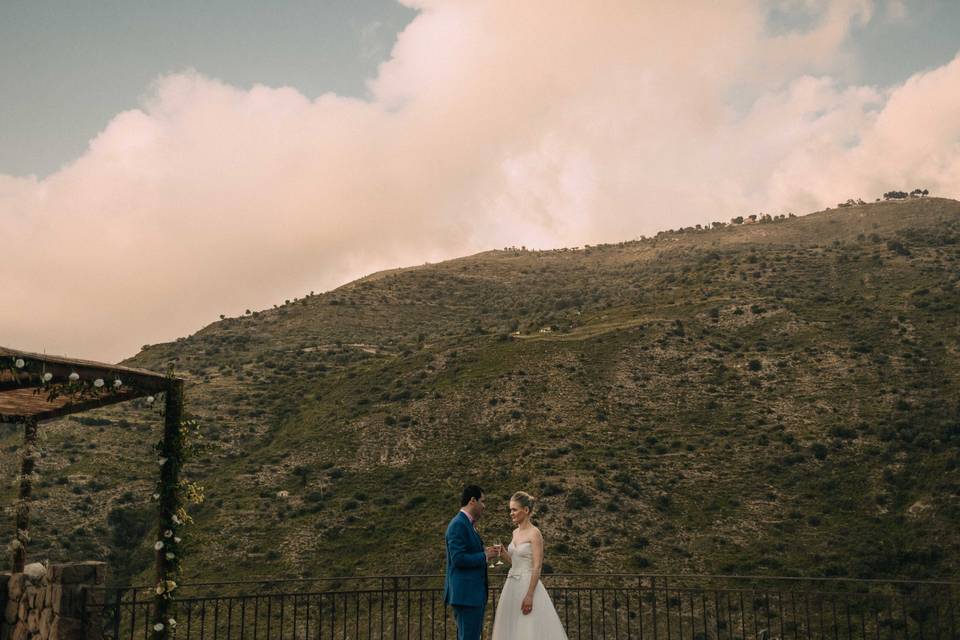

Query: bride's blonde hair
[511,491,537,513]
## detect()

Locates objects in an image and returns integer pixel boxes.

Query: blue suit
[443,511,488,640]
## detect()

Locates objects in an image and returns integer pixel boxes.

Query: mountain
[2,197,958,586]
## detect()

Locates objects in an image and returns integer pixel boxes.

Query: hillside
[2,197,959,585]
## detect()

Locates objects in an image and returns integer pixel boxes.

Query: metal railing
[86,574,959,640]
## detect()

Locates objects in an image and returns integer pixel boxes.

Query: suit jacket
[443,511,488,607]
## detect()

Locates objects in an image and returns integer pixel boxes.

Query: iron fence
[86,574,958,640]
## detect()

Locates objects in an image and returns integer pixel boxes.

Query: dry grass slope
[1,197,958,585]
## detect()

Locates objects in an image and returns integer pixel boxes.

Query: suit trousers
[452,604,485,640]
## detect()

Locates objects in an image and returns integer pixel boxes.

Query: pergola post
[11,417,38,572]
[153,379,184,639]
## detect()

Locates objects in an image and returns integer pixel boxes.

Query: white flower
[154,541,164,550]
[158,457,168,466]
[153,622,164,631]
[113,379,122,388]
[68,372,79,381]
[93,378,104,388]
[168,619,177,628]
[42,373,52,382]
[165,552,175,560]
[174,537,182,543]
[146,396,155,404]
[14,358,25,368]
[163,529,173,538]
[171,514,182,525]
[152,493,160,500]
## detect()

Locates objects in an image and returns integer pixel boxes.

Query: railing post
[112,589,123,640]
[393,577,399,640]
[652,576,659,640]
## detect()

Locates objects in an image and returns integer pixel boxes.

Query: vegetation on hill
[2,197,958,586]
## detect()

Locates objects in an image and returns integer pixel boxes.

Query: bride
[491,491,568,640]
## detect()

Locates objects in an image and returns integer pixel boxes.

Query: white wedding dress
[491,541,568,640]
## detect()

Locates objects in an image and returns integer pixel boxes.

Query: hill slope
[2,197,959,584]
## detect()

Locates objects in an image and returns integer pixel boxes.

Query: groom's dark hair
[460,485,483,507]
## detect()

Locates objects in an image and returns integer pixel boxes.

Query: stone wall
[0,562,106,640]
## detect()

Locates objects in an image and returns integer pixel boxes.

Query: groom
[444,485,498,640]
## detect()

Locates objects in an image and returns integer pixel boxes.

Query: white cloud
[2,0,959,361]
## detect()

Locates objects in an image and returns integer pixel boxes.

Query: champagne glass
[495,539,504,566]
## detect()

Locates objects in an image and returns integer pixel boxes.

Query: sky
[2,0,960,362]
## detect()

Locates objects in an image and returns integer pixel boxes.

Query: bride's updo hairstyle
[511,491,536,514]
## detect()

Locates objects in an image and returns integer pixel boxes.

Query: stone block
[48,587,84,617]
[26,611,37,634]
[5,599,18,625]
[33,589,45,611]
[22,565,45,583]
[46,564,105,587]
[7,577,26,602]
[79,587,105,608]
[17,601,26,622]
[11,623,28,640]
[49,617,83,640]
[38,609,52,640]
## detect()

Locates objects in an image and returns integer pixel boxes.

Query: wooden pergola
[0,345,184,583]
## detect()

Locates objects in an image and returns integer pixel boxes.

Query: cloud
[2,0,959,361]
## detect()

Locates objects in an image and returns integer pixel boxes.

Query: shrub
[811,442,828,460]
[829,425,858,439]
[655,494,672,511]
[540,482,565,496]
[565,488,593,510]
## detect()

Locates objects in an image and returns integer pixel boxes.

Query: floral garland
[4,355,130,405]
[151,407,205,640]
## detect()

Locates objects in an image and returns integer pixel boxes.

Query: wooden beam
[0,374,38,392]
[153,378,183,640]
[11,418,37,572]
[31,389,153,423]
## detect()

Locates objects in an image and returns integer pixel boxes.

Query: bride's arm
[522,530,544,615]
[498,543,513,564]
